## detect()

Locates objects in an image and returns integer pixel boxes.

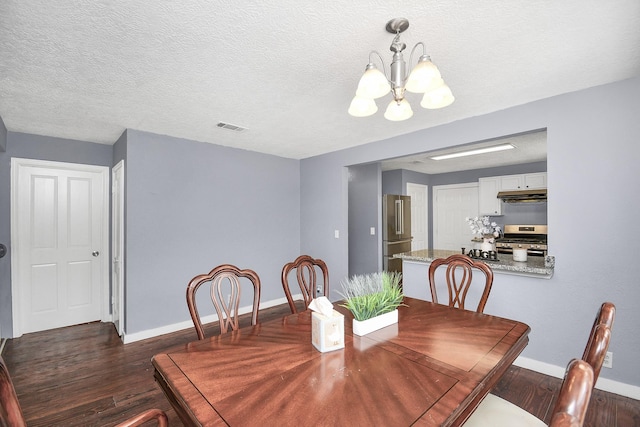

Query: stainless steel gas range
[495,225,548,257]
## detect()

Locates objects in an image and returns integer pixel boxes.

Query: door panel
[433,184,479,251]
[31,264,57,312]
[68,260,93,307]
[12,158,109,336]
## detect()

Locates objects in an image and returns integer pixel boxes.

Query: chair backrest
[581,302,615,386]
[281,255,329,313]
[186,264,261,339]
[0,356,27,427]
[428,254,494,313]
[549,359,594,427]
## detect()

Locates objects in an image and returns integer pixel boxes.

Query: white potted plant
[339,271,405,336]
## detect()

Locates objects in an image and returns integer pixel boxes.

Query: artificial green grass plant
[339,271,405,321]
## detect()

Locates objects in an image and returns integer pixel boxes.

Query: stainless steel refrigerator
[383,194,412,274]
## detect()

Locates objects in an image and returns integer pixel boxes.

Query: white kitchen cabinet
[499,172,547,190]
[478,172,547,215]
[499,175,524,190]
[478,177,502,215]
[523,172,547,189]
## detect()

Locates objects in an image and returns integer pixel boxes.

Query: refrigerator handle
[398,200,404,235]
[395,199,401,235]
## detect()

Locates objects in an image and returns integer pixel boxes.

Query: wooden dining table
[152,297,529,426]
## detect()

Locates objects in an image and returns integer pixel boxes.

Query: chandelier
[348,18,454,121]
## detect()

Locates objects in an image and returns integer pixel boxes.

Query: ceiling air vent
[216,122,246,132]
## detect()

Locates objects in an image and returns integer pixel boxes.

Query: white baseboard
[515,356,640,400]
[122,295,297,344]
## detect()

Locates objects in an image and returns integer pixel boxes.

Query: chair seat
[464,393,546,427]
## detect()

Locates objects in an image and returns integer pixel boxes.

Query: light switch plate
[603,351,613,368]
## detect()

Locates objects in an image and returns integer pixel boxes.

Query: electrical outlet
[603,351,613,369]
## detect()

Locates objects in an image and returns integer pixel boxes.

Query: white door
[433,183,479,251]
[11,158,109,336]
[407,183,428,250]
[112,160,125,337]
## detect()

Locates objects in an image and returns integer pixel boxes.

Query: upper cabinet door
[499,175,524,190]
[478,177,502,215]
[523,172,547,189]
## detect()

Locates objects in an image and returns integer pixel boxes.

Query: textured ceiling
[1,1,639,161]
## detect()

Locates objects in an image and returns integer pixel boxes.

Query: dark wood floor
[3,303,639,426]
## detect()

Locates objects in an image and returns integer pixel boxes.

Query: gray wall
[381,169,403,195]
[382,169,431,195]
[0,128,300,337]
[0,116,6,151]
[300,77,640,388]
[122,130,300,333]
[348,163,381,276]
[0,132,113,335]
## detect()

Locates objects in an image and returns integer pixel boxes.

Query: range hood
[497,188,547,203]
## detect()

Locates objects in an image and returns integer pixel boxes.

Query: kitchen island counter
[395,249,554,279]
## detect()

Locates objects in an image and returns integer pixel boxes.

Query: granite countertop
[394,249,554,279]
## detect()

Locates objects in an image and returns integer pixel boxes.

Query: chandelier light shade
[348,95,379,117]
[348,18,454,121]
[356,64,390,99]
[384,98,413,121]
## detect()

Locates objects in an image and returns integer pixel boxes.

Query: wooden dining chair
[186,264,261,340]
[463,302,615,427]
[428,254,494,313]
[464,358,595,427]
[582,302,615,382]
[548,359,594,427]
[0,355,168,427]
[281,255,329,313]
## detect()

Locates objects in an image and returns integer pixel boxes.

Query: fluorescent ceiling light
[430,144,515,160]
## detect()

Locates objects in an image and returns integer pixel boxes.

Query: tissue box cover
[311,310,344,352]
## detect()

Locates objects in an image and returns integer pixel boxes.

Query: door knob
[92,251,100,257]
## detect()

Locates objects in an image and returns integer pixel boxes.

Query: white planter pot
[352,309,398,336]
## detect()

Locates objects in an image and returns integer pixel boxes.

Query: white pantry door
[11,158,109,336]
[433,183,479,251]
